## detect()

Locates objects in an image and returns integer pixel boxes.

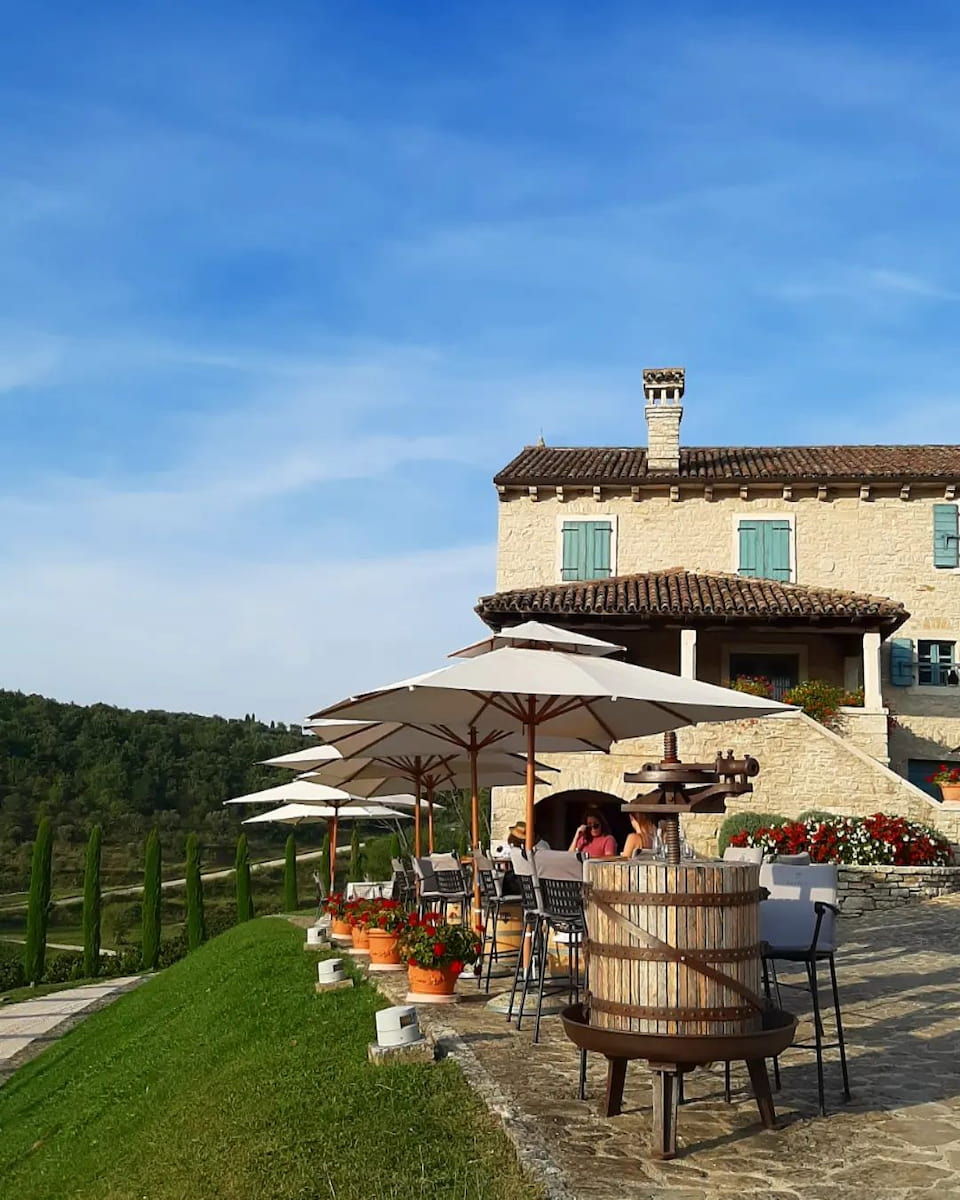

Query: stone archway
[535,788,632,853]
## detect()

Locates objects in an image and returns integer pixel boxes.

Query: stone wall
[838,865,960,917]
[490,711,960,852]
[494,486,960,758]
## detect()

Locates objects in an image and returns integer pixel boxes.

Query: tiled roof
[494,445,960,486]
[476,569,909,631]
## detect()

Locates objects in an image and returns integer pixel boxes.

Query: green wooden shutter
[738,520,761,577]
[589,521,612,578]
[561,522,584,581]
[889,638,915,687]
[763,520,792,581]
[562,521,612,580]
[933,504,959,569]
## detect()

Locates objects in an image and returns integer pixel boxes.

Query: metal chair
[412,856,444,917]
[431,852,472,924]
[722,846,764,865]
[390,857,416,906]
[474,850,522,992]
[505,847,546,1029]
[526,848,586,1043]
[760,862,851,1116]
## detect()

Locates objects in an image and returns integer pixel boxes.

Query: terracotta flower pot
[330,918,352,938]
[350,924,371,951]
[367,929,402,966]
[939,783,960,808]
[407,962,458,996]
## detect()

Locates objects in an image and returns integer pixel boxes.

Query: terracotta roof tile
[476,569,908,632]
[494,445,960,486]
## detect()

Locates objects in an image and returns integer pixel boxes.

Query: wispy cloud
[3,6,960,716]
[776,266,958,304]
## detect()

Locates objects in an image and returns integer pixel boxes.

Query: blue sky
[1,2,958,721]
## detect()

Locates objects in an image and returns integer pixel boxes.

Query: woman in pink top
[568,807,619,858]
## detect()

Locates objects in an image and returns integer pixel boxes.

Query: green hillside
[0,919,540,1200]
[0,689,309,893]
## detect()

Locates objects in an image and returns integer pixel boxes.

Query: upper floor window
[737,518,793,582]
[918,639,959,687]
[890,636,960,687]
[933,504,959,569]
[561,519,613,581]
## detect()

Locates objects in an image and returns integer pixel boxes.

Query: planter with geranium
[928,764,960,807]
[366,899,410,971]
[727,675,773,698]
[345,899,375,953]
[398,913,481,1001]
[323,892,352,940]
[728,811,953,866]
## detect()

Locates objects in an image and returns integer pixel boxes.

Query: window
[918,640,959,687]
[561,520,613,581]
[934,504,959,569]
[737,519,792,581]
[728,652,799,701]
[907,759,953,800]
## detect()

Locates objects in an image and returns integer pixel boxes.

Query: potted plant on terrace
[398,912,481,998]
[727,674,773,698]
[345,898,375,953]
[928,764,960,808]
[366,899,409,969]
[324,892,352,940]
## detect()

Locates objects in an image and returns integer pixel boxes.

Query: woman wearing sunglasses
[568,807,618,858]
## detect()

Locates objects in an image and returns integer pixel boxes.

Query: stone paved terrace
[374,896,960,1200]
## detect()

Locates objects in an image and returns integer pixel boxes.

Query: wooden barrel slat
[585,859,763,1037]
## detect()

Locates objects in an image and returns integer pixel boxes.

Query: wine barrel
[493,901,524,958]
[585,859,764,1037]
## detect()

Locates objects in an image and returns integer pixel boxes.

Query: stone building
[482,368,960,851]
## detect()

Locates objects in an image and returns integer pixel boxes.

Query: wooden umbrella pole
[525,694,537,851]
[329,811,339,896]
[469,727,482,930]
[413,757,422,859]
[427,785,435,854]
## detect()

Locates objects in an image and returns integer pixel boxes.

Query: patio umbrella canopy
[304,714,600,861]
[242,802,410,824]
[310,625,792,848]
[302,753,550,855]
[224,780,415,892]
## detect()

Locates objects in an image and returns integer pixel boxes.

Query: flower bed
[729,812,953,866]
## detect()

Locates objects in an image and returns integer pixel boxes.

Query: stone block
[367,1039,434,1066]
[315,979,354,994]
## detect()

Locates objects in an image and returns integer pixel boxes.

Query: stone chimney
[643,367,684,471]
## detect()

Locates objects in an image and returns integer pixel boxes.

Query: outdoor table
[345,880,392,900]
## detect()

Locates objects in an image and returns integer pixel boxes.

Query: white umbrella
[225,780,414,891]
[450,620,626,658]
[242,802,409,824]
[302,754,550,854]
[260,745,343,770]
[310,634,792,847]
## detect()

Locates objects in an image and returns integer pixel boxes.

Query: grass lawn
[0,918,543,1200]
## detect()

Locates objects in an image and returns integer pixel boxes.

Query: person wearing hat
[506,821,527,848]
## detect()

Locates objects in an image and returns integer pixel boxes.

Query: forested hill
[0,689,307,856]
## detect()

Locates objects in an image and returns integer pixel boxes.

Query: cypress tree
[23,818,53,984]
[235,834,253,922]
[185,833,206,950]
[82,824,102,977]
[141,829,162,970]
[347,825,361,882]
[388,832,400,861]
[283,834,298,912]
